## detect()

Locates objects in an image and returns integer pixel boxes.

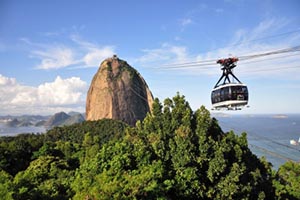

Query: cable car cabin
[211,83,248,110]
[211,57,249,110]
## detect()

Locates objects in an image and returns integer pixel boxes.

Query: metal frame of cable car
[211,57,249,110]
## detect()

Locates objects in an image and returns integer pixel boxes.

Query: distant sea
[1,114,300,169]
[214,114,300,169]
[0,123,46,136]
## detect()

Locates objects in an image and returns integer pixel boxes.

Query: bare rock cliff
[86,56,154,126]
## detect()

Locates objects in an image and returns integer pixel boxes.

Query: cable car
[211,57,249,110]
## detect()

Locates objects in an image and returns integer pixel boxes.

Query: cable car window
[224,87,229,101]
[220,88,225,101]
[211,90,216,104]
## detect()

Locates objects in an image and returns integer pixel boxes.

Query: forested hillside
[0,94,299,199]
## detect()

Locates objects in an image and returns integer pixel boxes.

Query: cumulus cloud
[0,74,87,115]
[0,74,28,106]
[0,74,16,85]
[37,76,87,105]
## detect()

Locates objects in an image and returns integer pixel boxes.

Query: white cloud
[83,47,115,66]
[0,74,16,85]
[0,74,27,106]
[229,18,289,46]
[180,18,193,26]
[37,76,87,105]
[179,18,193,31]
[23,35,116,70]
[195,19,300,78]
[11,89,37,105]
[137,19,300,79]
[33,47,79,69]
[174,36,181,41]
[71,34,116,67]
[135,43,189,65]
[169,45,188,61]
[0,74,87,115]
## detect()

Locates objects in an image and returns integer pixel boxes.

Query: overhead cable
[158,45,300,70]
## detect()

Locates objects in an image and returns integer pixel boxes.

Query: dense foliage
[0,119,128,199]
[273,161,300,200]
[0,94,299,199]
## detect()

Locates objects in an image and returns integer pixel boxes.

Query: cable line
[162,58,216,67]
[238,45,300,61]
[159,63,216,70]
[199,28,300,55]
[238,52,300,65]
[158,45,300,70]
[249,144,297,162]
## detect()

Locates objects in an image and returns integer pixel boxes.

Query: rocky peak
[86,56,154,126]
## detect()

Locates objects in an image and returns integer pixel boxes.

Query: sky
[0,0,300,116]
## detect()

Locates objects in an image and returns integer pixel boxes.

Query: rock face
[86,56,153,126]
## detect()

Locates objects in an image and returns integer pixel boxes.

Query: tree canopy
[71,94,275,199]
[0,94,299,199]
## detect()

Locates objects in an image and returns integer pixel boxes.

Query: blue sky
[0,0,300,115]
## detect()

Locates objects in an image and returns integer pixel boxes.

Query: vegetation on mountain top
[0,94,299,199]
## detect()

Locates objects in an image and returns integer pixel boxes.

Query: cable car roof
[212,83,247,91]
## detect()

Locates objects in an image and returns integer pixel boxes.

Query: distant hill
[6,119,22,127]
[68,111,85,118]
[1,115,48,127]
[62,113,85,126]
[44,112,70,127]
[1,112,85,128]
[35,120,47,127]
[44,112,85,128]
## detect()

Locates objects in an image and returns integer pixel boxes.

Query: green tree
[45,119,128,145]
[72,94,275,199]
[0,134,44,176]
[273,161,300,200]
[0,170,13,200]
[13,155,74,200]
[32,141,63,159]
